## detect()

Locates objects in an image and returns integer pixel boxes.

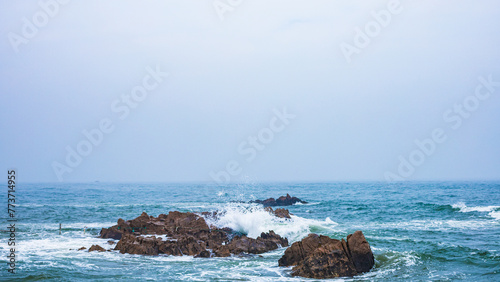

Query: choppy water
[1,182,499,281]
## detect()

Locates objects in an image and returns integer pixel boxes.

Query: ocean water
[1,182,499,281]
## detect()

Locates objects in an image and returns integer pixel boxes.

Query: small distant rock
[88,245,106,252]
[251,194,307,207]
[77,247,86,251]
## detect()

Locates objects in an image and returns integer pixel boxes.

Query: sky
[1,0,499,183]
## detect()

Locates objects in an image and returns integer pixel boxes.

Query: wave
[202,203,338,241]
[347,218,499,232]
[452,202,500,213]
[490,211,500,220]
[452,202,500,220]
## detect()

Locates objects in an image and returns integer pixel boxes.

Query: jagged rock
[106,211,289,258]
[213,245,231,257]
[292,240,358,278]
[278,234,335,266]
[265,207,292,219]
[88,245,106,252]
[228,231,289,254]
[278,231,374,279]
[274,208,291,219]
[100,211,211,240]
[347,231,375,273]
[77,247,86,251]
[251,194,307,207]
[114,234,161,255]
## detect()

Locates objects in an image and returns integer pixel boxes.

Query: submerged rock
[100,211,288,258]
[278,231,374,279]
[251,194,307,207]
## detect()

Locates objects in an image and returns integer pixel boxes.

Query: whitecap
[452,202,500,213]
[489,210,500,220]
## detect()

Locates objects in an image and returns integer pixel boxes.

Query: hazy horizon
[1,1,499,183]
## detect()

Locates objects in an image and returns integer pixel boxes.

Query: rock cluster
[100,211,288,257]
[278,231,375,279]
[96,207,376,279]
[250,194,307,207]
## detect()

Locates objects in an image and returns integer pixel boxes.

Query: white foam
[294,202,320,206]
[349,219,498,231]
[204,203,338,241]
[452,202,500,213]
[490,210,500,220]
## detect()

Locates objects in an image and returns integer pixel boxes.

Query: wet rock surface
[278,231,375,279]
[88,245,106,252]
[264,207,292,219]
[100,211,288,258]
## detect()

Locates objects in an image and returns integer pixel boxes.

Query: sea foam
[203,203,337,241]
[452,202,500,220]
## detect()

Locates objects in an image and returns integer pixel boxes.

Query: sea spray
[203,203,338,241]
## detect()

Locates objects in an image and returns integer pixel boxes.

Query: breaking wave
[202,203,338,241]
[452,202,500,220]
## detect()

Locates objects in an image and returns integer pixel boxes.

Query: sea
[1,181,499,281]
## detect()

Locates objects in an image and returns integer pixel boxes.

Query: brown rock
[213,245,231,257]
[88,245,106,252]
[77,247,86,251]
[114,234,161,255]
[274,208,291,219]
[278,231,374,279]
[101,210,288,258]
[265,207,292,219]
[278,233,336,267]
[347,231,375,273]
[195,250,211,258]
[291,240,358,279]
[228,231,288,255]
[158,240,183,256]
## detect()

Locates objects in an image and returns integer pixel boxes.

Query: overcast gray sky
[1,0,499,183]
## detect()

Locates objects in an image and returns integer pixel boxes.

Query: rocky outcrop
[278,231,374,279]
[88,245,106,252]
[265,207,292,219]
[100,211,288,258]
[251,194,307,207]
[228,231,288,255]
[347,231,375,273]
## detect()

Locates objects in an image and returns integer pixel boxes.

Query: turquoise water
[1,182,499,281]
